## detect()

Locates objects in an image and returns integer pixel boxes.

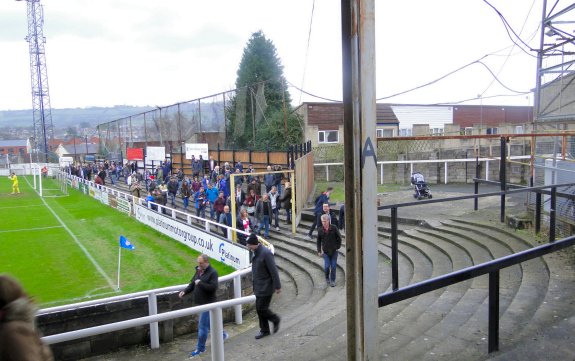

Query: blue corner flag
[120,236,135,250]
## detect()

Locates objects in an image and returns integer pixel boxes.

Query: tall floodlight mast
[17,0,54,163]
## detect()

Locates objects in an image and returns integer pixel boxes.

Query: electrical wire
[482,0,538,56]
[298,0,316,106]
[481,0,539,95]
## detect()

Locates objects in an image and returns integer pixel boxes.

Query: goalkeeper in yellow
[9,172,20,194]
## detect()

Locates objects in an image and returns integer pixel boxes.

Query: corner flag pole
[117,245,122,291]
[117,235,135,291]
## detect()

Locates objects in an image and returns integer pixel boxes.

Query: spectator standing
[191,176,201,193]
[268,186,281,231]
[191,157,202,179]
[244,189,259,226]
[279,182,292,224]
[195,186,207,218]
[181,182,191,212]
[263,165,275,193]
[235,209,252,246]
[218,205,232,238]
[213,191,227,221]
[317,214,343,287]
[234,160,243,173]
[338,204,345,233]
[245,234,281,339]
[167,177,179,208]
[178,255,228,358]
[130,180,141,199]
[307,187,334,240]
[206,183,219,219]
[255,193,273,238]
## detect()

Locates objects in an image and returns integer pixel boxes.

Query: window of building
[7,148,13,154]
[464,127,473,136]
[515,126,524,134]
[318,130,339,144]
[430,128,444,136]
[486,127,498,135]
[377,128,395,138]
[399,128,412,137]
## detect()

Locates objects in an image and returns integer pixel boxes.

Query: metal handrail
[38,267,252,315]
[379,178,575,354]
[378,234,575,353]
[43,294,256,361]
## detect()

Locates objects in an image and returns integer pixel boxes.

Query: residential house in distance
[0,139,29,164]
[298,102,399,147]
[299,102,534,146]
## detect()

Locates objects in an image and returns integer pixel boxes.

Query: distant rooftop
[0,139,27,147]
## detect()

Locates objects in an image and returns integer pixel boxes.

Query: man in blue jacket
[246,234,281,339]
[307,187,333,240]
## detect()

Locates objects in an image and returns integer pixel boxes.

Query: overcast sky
[0,0,543,111]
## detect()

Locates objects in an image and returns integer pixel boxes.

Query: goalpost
[30,163,68,197]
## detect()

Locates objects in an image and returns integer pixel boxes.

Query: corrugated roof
[0,139,27,147]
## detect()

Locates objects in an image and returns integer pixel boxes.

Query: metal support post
[148,293,160,349]
[209,308,224,361]
[535,192,541,234]
[391,207,399,291]
[499,137,507,223]
[550,187,556,242]
[233,275,243,324]
[488,270,500,353]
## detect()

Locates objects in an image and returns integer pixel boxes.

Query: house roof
[0,139,27,147]
[303,102,399,126]
[58,143,99,155]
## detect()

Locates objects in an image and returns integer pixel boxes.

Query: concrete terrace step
[78,182,574,361]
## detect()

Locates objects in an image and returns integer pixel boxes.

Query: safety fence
[96,80,303,162]
[39,268,253,361]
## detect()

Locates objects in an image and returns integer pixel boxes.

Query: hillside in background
[0,105,154,129]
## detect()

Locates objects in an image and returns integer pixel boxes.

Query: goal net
[31,163,69,197]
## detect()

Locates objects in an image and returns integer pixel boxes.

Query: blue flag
[119,236,135,250]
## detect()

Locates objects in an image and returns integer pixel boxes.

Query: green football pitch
[0,174,234,307]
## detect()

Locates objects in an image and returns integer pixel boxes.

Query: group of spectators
[117,157,294,245]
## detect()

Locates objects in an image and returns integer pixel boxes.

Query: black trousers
[256,295,280,333]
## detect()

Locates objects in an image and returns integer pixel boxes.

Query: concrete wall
[314,145,530,185]
[39,274,254,360]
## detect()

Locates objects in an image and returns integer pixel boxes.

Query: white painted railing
[315,156,532,184]
[40,267,253,361]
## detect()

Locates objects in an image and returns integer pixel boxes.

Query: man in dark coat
[317,214,343,287]
[246,234,281,339]
[307,187,333,239]
[178,255,227,357]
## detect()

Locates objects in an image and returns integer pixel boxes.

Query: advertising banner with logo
[127,148,144,161]
[185,143,209,160]
[134,204,249,269]
[146,146,166,161]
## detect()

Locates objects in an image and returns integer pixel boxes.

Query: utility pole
[16,0,54,163]
[342,0,378,360]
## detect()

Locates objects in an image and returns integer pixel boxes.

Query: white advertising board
[185,143,209,160]
[134,204,250,269]
[146,146,166,161]
[59,157,74,167]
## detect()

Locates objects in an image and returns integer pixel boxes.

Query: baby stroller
[411,172,432,200]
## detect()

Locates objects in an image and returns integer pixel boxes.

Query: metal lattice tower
[18,0,54,162]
